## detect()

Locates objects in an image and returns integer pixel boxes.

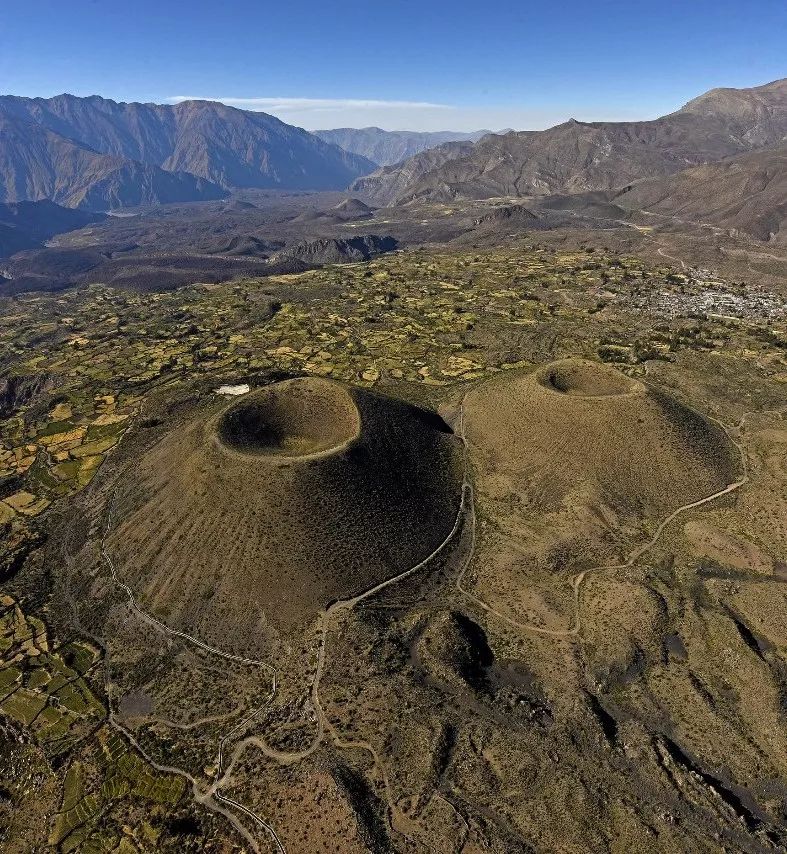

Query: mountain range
[0,95,376,210]
[314,127,494,167]
[1,80,785,251]
[352,79,787,206]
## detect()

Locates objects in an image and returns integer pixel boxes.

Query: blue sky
[1,0,785,131]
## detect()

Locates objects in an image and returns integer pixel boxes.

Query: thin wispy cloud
[169,96,453,113]
[166,95,653,132]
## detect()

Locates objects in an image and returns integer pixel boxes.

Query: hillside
[677,77,787,147]
[463,359,738,631]
[613,143,787,245]
[0,95,377,208]
[7,242,787,853]
[314,126,491,167]
[0,113,225,210]
[350,138,477,204]
[0,199,106,257]
[272,234,397,265]
[161,100,376,189]
[353,78,787,206]
[106,378,462,644]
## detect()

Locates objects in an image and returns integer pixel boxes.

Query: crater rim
[214,377,362,461]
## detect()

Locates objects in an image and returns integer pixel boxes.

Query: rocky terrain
[0,200,106,257]
[271,235,397,265]
[1,243,785,852]
[0,95,376,209]
[0,112,226,210]
[353,78,787,205]
[0,193,403,295]
[613,142,787,245]
[1,73,787,854]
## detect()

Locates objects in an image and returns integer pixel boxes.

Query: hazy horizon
[0,81,783,134]
[2,0,785,132]
[165,96,664,133]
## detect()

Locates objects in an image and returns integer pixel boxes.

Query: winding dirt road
[100,498,284,854]
[244,477,473,766]
[98,429,473,851]
[94,384,774,852]
[455,392,752,640]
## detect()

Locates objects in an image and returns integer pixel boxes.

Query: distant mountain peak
[0,94,378,210]
[350,77,787,206]
[315,127,495,167]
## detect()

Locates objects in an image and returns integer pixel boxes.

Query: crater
[216,377,361,459]
[536,359,641,398]
[106,378,462,643]
[464,357,738,522]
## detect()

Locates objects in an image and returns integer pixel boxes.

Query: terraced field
[1,243,785,852]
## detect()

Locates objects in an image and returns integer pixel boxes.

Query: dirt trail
[91,379,773,852]
[455,391,753,640]
[246,478,473,766]
[656,245,687,268]
[100,496,285,854]
[98,431,472,851]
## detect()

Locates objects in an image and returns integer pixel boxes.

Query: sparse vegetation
[1,244,785,852]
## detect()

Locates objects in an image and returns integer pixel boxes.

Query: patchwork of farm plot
[0,244,785,852]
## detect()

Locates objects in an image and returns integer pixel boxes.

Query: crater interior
[536,359,641,397]
[216,377,361,459]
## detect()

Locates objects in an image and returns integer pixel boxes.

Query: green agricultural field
[0,244,785,852]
